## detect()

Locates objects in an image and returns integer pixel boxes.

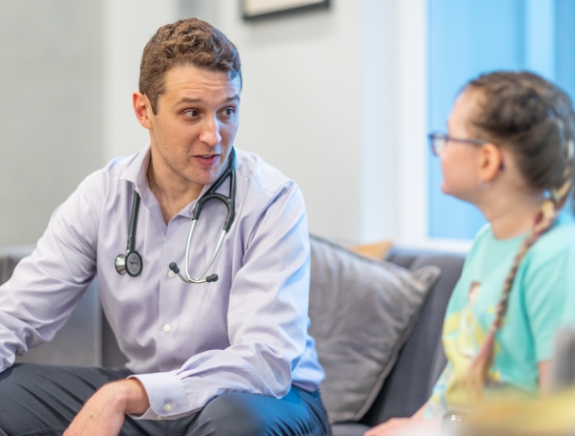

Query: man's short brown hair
[139,18,242,114]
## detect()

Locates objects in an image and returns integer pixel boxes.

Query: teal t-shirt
[425,211,575,418]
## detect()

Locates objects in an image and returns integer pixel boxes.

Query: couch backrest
[359,249,465,427]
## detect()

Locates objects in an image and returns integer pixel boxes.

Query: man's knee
[0,364,67,434]
[0,364,47,406]
[194,393,267,436]
[0,364,127,435]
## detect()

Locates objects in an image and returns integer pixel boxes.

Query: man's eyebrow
[225,94,240,103]
[176,95,240,104]
[178,97,202,104]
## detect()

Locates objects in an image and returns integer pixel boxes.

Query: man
[0,18,330,436]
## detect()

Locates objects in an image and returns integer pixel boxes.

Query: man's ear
[478,142,503,183]
[133,92,154,129]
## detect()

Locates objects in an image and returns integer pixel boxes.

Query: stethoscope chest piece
[115,251,143,276]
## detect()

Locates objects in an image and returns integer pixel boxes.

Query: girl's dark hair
[463,71,575,400]
[466,71,575,206]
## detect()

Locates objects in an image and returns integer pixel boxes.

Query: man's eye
[184,109,199,118]
[223,107,235,117]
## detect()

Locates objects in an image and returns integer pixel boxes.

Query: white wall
[103,0,178,162]
[360,0,399,243]
[0,0,104,246]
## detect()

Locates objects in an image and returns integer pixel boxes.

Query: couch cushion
[308,235,440,424]
[331,423,370,436]
[550,327,575,391]
[359,251,465,426]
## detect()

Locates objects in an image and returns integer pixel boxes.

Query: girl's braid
[464,119,574,401]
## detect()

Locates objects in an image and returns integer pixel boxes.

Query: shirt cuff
[128,371,189,420]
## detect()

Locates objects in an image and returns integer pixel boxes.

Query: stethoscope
[115,148,237,284]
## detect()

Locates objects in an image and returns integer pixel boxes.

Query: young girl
[366,71,575,435]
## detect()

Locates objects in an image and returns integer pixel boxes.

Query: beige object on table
[461,388,575,436]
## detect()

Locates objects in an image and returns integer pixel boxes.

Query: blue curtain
[556,0,575,101]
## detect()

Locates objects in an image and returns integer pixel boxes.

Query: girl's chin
[440,183,452,196]
[440,185,475,203]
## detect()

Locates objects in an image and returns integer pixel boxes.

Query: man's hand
[64,379,149,436]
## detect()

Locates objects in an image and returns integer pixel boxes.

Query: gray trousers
[0,364,331,436]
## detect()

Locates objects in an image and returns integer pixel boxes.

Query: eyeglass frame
[428,132,487,156]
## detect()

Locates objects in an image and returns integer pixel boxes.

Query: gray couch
[332,249,465,436]
[0,245,466,435]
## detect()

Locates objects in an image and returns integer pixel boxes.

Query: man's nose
[200,115,222,146]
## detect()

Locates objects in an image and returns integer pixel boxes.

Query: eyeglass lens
[429,133,446,156]
[435,136,446,155]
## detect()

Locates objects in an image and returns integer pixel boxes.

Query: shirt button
[164,402,173,412]
[163,324,172,332]
[156,415,163,420]
[168,270,176,278]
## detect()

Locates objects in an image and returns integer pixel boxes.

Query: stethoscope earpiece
[205,274,218,282]
[168,262,219,283]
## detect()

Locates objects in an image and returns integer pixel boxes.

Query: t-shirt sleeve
[524,235,575,362]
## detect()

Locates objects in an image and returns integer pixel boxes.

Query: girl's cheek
[439,153,450,176]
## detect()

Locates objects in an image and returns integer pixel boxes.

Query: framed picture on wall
[242,0,330,20]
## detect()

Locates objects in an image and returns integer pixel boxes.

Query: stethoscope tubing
[127,190,140,252]
[183,222,227,282]
[169,148,236,284]
[117,148,237,284]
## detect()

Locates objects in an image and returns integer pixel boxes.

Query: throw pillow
[308,234,441,424]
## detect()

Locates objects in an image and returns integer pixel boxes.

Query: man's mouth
[194,154,220,167]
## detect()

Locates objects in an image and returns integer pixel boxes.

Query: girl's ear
[478,142,503,183]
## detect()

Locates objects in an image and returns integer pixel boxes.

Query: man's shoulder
[235,148,296,196]
[81,149,144,189]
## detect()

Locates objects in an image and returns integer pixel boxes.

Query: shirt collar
[118,145,230,219]
[119,145,151,195]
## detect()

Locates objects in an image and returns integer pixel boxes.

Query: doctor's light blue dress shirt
[0,146,325,420]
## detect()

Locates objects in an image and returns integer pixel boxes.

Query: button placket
[158,219,181,370]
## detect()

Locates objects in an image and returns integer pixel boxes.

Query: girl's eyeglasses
[428,132,487,156]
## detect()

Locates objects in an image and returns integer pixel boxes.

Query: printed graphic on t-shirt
[426,281,501,417]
